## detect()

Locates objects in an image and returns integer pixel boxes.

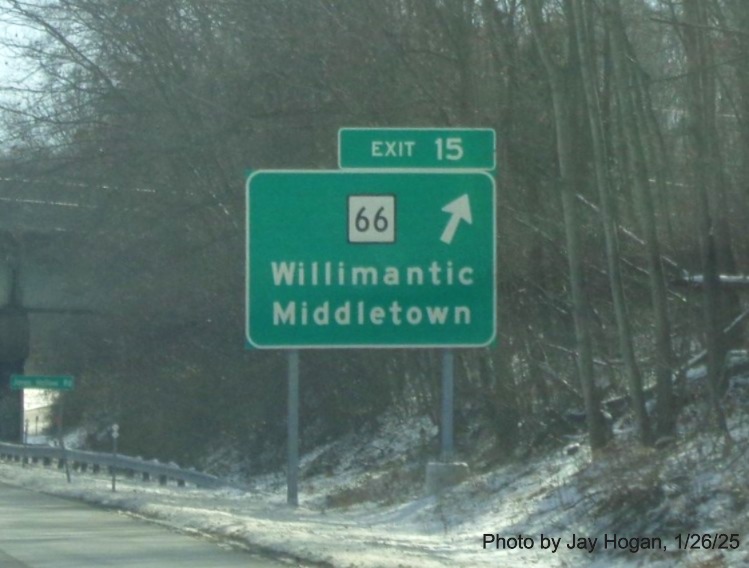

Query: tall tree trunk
[571,0,651,446]
[606,0,676,440]
[525,0,608,451]
[682,0,729,435]
[483,0,549,410]
[725,0,749,278]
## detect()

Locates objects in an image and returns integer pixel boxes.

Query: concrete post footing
[425,461,469,494]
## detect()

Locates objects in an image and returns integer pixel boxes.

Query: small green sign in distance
[338,127,496,170]
[11,375,74,391]
[246,170,496,349]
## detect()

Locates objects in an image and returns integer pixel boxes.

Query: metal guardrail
[0,442,225,488]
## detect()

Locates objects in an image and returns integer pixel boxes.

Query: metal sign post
[287,350,299,507]
[58,397,71,483]
[22,418,28,467]
[441,349,455,461]
[17,388,24,445]
[111,423,119,492]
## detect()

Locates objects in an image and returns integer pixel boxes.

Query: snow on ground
[2,401,749,567]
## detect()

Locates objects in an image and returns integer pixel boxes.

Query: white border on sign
[245,169,497,350]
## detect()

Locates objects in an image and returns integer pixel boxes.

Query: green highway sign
[246,170,496,349]
[11,375,74,390]
[338,128,496,170]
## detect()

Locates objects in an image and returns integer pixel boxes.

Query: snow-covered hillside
[2,361,749,567]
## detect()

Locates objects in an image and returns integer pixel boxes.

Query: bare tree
[606,0,676,440]
[570,0,651,445]
[525,0,608,451]
[681,0,731,435]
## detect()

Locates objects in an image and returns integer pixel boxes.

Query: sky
[0,20,26,83]
[0,16,42,135]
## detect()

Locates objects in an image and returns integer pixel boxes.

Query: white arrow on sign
[440,194,472,245]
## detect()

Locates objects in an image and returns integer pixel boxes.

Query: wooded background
[0,0,747,472]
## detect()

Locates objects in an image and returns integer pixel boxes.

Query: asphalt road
[0,482,293,567]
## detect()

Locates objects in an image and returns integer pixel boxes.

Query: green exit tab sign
[338,128,496,170]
